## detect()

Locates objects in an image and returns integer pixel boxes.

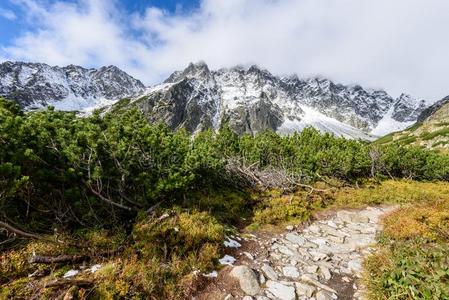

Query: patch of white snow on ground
[372,106,415,136]
[219,255,236,265]
[203,270,218,278]
[224,238,242,248]
[63,269,79,278]
[277,105,377,141]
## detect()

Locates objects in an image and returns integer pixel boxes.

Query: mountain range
[0,61,430,140]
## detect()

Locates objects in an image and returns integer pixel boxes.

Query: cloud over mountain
[2,0,449,101]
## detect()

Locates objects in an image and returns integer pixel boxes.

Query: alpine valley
[0,61,429,140]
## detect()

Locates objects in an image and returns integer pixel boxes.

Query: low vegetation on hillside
[376,99,449,151]
[364,199,449,299]
[1,97,449,299]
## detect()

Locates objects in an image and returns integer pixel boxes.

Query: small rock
[224,294,234,300]
[336,211,353,223]
[261,264,278,281]
[348,260,362,273]
[278,245,295,256]
[319,266,332,280]
[295,282,315,297]
[351,215,370,223]
[266,280,296,300]
[243,252,254,260]
[259,273,266,284]
[242,296,253,300]
[285,233,306,246]
[316,291,334,300]
[304,265,319,274]
[309,251,328,261]
[300,274,337,294]
[282,266,300,278]
[285,225,294,231]
[230,266,260,296]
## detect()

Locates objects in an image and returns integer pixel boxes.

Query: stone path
[219,206,397,300]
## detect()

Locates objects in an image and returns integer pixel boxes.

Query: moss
[133,209,224,259]
[251,189,330,226]
[0,277,33,299]
[183,187,254,224]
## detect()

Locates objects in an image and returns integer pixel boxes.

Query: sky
[0,0,448,101]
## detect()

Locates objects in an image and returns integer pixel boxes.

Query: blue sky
[1,0,449,101]
[0,0,199,46]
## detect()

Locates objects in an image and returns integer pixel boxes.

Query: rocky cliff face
[0,61,145,111]
[0,61,428,140]
[124,62,426,139]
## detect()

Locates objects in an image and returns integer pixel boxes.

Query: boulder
[230,265,260,296]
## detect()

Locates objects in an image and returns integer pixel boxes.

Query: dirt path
[196,206,397,300]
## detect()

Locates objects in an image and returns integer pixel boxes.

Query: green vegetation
[364,200,449,299]
[1,97,449,298]
[420,127,449,140]
[374,132,394,144]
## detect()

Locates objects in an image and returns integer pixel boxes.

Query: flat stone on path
[285,232,306,245]
[265,281,296,300]
[261,264,278,281]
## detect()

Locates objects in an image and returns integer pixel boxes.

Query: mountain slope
[1,61,428,139]
[0,61,145,111]
[375,95,449,149]
[115,62,426,139]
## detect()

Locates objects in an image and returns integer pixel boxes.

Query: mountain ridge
[0,61,429,139]
[0,61,145,111]
[118,62,427,139]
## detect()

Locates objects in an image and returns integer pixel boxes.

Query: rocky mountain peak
[165,61,212,83]
[126,62,428,139]
[0,61,144,111]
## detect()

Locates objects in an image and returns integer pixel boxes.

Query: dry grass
[332,180,449,207]
[363,199,449,300]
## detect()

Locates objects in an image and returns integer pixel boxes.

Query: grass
[363,200,449,299]
[332,180,449,208]
[374,133,394,144]
[407,122,423,132]
[420,128,449,141]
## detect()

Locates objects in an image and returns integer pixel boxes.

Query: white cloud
[0,8,17,20]
[3,0,449,101]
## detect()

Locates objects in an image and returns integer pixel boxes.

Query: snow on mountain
[0,61,145,111]
[126,62,426,139]
[0,61,428,140]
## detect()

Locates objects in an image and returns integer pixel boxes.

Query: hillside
[376,95,449,150]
